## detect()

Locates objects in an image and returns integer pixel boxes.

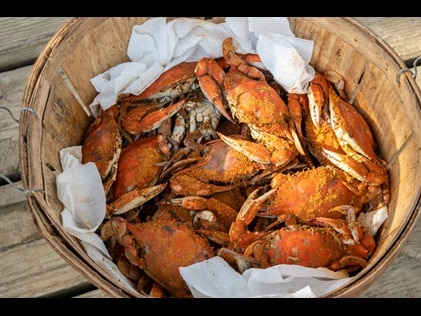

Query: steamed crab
[300,72,389,186]
[82,104,122,195]
[228,184,377,272]
[82,101,172,217]
[152,189,246,246]
[168,137,265,197]
[227,165,385,252]
[119,61,199,106]
[109,216,215,298]
[195,37,305,167]
[118,61,224,152]
[105,134,170,217]
[242,213,376,272]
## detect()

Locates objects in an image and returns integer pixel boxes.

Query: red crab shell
[112,134,168,199]
[244,219,376,272]
[169,138,263,196]
[264,165,370,222]
[82,104,121,193]
[121,219,215,298]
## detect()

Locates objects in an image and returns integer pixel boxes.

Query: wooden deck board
[0,17,69,72]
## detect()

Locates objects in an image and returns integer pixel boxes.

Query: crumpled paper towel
[179,256,353,298]
[56,146,140,297]
[89,17,315,114]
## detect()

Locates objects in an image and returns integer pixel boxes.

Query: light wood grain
[354,17,421,62]
[0,181,95,297]
[361,209,421,298]
[0,66,32,180]
[0,17,69,72]
[0,17,420,298]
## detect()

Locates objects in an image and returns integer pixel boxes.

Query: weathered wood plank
[354,17,421,62]
[0,17,69,72]
[73,288,111,298]
[361,208,421,297]
[0,66,32,180]
[0,181,96,298]
[0,238,94,297]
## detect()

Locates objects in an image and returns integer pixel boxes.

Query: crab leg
[307,72,329,128]
[322,148,368,183]
[229,186,277,249]
[310,217,376,260]
[328,86,378,162]
[169,172,242,196]
[107,183,168,216]
[322,148,387,185]
[287,93,307,138]
[133,98,187,133]
[120,103,162,135]
[168,195,238,229]
[127,61,198,102]
[222,38,266,81]
[216,132,272,164]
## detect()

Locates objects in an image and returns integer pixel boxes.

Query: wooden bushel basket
[19,17,421,298]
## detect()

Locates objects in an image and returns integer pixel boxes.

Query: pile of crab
[82,37,390,298]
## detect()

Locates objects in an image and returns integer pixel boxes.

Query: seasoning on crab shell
[244,221,375,272]
[169,138,263,196]
[121,219,216,298]
[265,166,369,222]
[111,134,169,199]
[82,104,122,195]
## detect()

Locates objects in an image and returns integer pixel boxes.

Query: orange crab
[118,62,224,152]
[104,134,170,217]
[168,137,266,197]
[110,216,215,298]
[264,165,377,223]
[112,134,169,199]
[119,61,199,106]
[82,104,122,195]
[243,214,376,272]
[228,189,376,273]
[195,37,305,167]
[303,72,389,186]
[227,165,384,250]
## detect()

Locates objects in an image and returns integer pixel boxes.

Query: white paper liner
[179,256,354,298]
[56,146,139,296]
[89,17,315,115]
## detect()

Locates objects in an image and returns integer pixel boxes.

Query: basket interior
[19,17,421,297]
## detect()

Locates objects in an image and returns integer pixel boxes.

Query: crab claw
[322,148,368,182]
[167,195,238,229]
[307,72,329,128]
[287,93,307,138]
[229,186,277,249]
[195,57,236,124]
[328,85,377,161]
[107,183,168,216]
[217,132,272,164]
[134,98,187,133]
[311,210,376,259]
[222,37,266,81]
[289,125,306,157]
[322,148,387,185]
